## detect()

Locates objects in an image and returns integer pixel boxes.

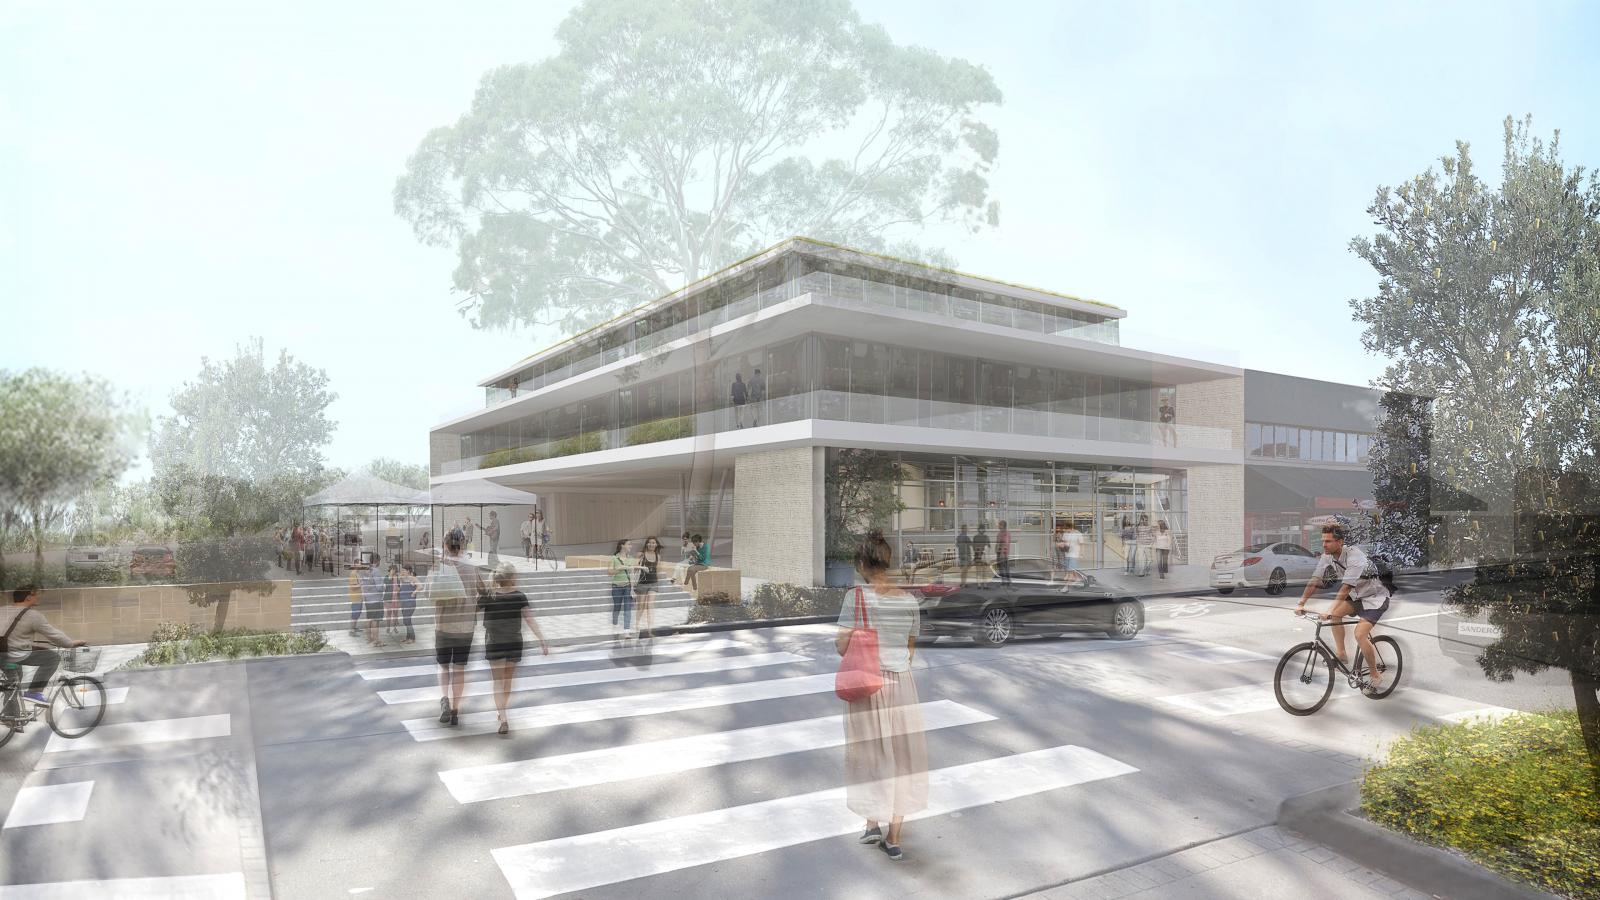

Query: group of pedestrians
[430,533,551,735]
[348,557,422,646]
[606,537,665,639]
[277,523,329,575]
[1118,516,1174,579]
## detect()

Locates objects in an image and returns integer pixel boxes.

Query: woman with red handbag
[835,529,928,862]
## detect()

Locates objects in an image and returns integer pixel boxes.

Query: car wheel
[1216,587,1234,595]
[974,606,1014,647]
[1265,568,1287,596]
[1106,602,1142,640]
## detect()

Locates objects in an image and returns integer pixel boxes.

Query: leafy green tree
[0,369,140,581]
[395,0,1002,333]
[150,340,339,629]
[1350,115,1600,788]
[824,449,904,565]
[363,457,430,491]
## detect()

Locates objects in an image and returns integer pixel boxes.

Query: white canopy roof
[303,474,431,507]
[427,479,539,507]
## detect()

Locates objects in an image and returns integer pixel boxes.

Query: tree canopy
[363,457,430,492]
[1350,115,1600,788]
[0,369,141,579]
[395,0,1003,334]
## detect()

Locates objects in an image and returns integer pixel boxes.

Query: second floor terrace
[478,238,1126,407]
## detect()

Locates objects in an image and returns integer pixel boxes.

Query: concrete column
[733,446,825,586]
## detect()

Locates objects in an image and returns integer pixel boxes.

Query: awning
[1246,466,1378,513]
[303,474,431,507]
[427,479,539,507]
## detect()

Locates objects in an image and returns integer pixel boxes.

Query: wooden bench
[686,567,741,604]
[563,555,613,569]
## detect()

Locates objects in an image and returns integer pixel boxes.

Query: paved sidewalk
[1022,826,1440,900]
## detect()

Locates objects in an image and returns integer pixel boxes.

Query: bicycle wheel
[1274,642,1334,715]
[48,676,107,738]
[1355,635,1403,699]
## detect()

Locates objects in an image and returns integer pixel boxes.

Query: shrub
[549,432,603,458]
[120,623,329,669]
[684,583,847,625]
[1361,710,1600,899]
[626,416,693,446]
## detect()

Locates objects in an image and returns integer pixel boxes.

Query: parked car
[65,543,125,581]
[914,556,1145,646]
[1210,542,1320,596]
[129,545,176,580]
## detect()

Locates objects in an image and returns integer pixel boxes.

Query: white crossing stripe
[0,873,246,899]
[3,781,94,829]
[377,652,809,705]
[358,638,751,680]
[43,714,231,754]
[441,699,996,803]
[1164,645,1273,664]
[1159,684,1285,717]
[492,743,1138,899]
[405,673,838,741]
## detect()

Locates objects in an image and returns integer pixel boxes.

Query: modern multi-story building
[430,238,1397,586]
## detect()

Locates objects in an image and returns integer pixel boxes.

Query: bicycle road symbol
[1146,601,1215,619]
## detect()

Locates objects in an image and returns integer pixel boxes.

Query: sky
[4,0,1598,479]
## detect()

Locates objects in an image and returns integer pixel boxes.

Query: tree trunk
[211,588,231,633]
[31,508,44,580]
[1574,669,1600,796]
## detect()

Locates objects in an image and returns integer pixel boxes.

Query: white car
[1210,542,1321,596]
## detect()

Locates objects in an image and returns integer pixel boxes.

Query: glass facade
[451,335,1205,474]
[483,248,1121,406]
[874,451,1189,568]
[1246,421,1373,464]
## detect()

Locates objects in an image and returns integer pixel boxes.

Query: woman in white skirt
[836,529,928,862]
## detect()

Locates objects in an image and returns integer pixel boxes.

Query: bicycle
[1274,611,1402,716]
[0,646,109,748]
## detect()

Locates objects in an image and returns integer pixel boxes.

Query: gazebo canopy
[303,474,431,507]
[428,479,539,507]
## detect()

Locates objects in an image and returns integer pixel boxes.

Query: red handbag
[835,587,884,702]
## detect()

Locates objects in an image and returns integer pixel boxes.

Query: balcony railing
[483,272,1120,407]
[443,390,1233,474]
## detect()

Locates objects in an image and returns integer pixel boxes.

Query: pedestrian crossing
[332,624,1527,898]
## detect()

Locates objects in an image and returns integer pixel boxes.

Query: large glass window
[1247,423,1263,457]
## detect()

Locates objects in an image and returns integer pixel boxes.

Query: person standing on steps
[836,530,928,863]
[634,536,663,638]
[481,562,549,736]
[429,534,478,727]
[521,512,536,560]
[1155,521,1173,580]
[1136,514,1155,577]
[1121,517,1136,574]
[362,557,387,647]
[1063,521,1084,580]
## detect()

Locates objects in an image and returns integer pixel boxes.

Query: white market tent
[427,479,541,558]
[302,475,432,571]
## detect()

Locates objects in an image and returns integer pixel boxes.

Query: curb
[1276,781,1561,900]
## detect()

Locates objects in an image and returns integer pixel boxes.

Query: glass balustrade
[482,272,1120,407]
[445,390,1232,474]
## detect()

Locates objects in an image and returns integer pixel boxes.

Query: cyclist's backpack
[0,608,24,659]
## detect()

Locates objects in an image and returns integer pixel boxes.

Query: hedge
[118,622,330,669]
[1361,709,1600,899]
[626,416,694,446]
[479,432,604,469]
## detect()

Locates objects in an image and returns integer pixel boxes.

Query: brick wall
[1177,376,1244,450]
[1187,464,1245,566]
[33,580,293,645]
[732,446,823,586]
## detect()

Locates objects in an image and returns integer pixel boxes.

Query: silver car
[1210,542,1320,596]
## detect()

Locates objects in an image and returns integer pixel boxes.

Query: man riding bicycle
[2,585,88,710]
[1294,523,1393,694]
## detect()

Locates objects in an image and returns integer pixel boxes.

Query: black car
[914,557,1145,646]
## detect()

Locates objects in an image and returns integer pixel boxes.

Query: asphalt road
[0,573,1578,899]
